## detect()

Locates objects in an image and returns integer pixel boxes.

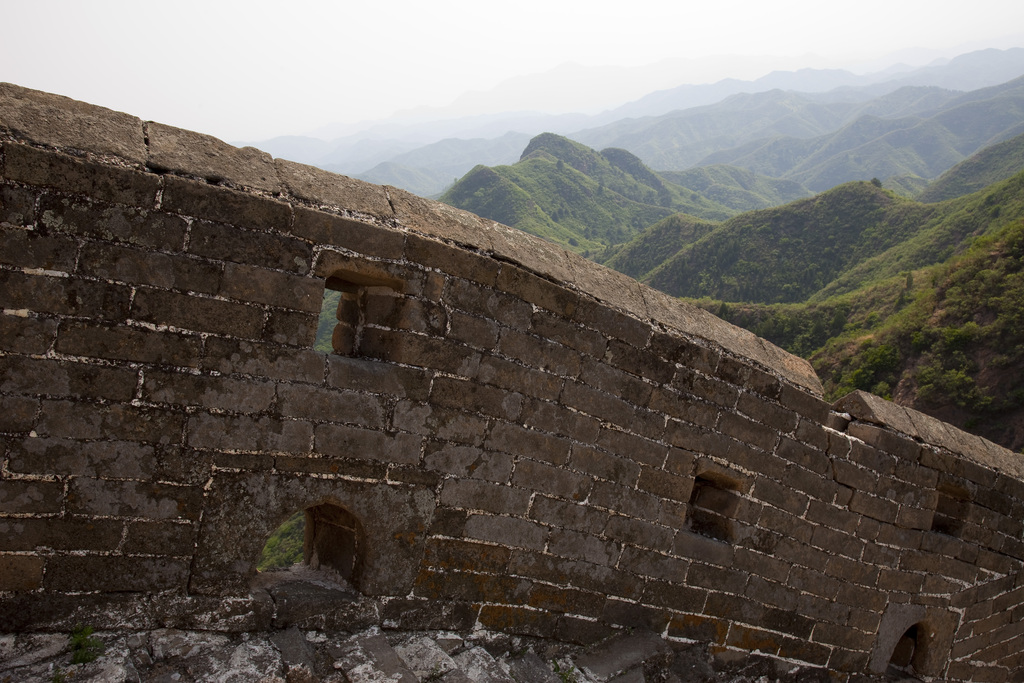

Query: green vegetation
[660,164,811,213]
[69,625,104,665]
[691,167,1024,451]
[258,511,306,571]
[918,131,1024,202]
[441,133,734,254]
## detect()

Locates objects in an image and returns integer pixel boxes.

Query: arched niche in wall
[190,472,434,598]
[869,603,958,677]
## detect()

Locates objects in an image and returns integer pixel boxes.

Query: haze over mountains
[246,48,1024,198]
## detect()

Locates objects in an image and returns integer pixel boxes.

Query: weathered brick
[444,277,532,330]
[619,545,690,582]
[45,555,189,592]
[186,412,311,454]
[68,478,202,521]
[393,401,489,445]
[1,356,140,403]
[464,513,547,551]
[37,400,184,444]
[486,422,571,465]
[601,598,670,633]
[476,355,563,401]
[123,520,197,556]
[605,339,676,385]
[205,338,325,383]
[497,263,579,317]
[4,142,158,206]
[849,489,899,524]
[0,394,37,432]
[737,391,798,433]
[0,313,57,354]
[717,411,779,452]
[776,436,830,474]
[39,194,186,250]
[778,383,830,423]
[530,496,609,535]
[672,366,738,408]
[0,517,123,552]
[752,476,809,516]
[361,327,481,377]
[219,262,323,313]
[600,428,668,469]
[0,554,44,591]
[276,383,385,427]
[649,386,720,429]
[688,560,748,594]
[788,565,842,601]
[637,467,694,503]
[423,442,513,482]
[548,528,620,566]
[572,299,650,349]
[133,287,265,338]
[0,224,77,271]
[57,320,203,367]
[604,515,675,550]
[448,309,500,350]
[650,333,720,375]
[498,328,581,378]
[478,604,558,638]
[513,458,592,502]
[7,437,157,479]
[161,174,290,229]
[590,480,661,520]
[580,358,652,406]
[294,206,405,259]
[0,270,132,321]
[668,613,728,645]
[327,354,430,400]
[440,479,530,515]
[530,309,607,358]
[314,423,420,463]
[745,573,798,610]
[423,538,512,574]
[0,184,38,227]
[674,530,734,566]
[726,624,781,655]
[432,375,523,422]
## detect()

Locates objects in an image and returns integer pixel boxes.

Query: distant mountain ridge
[242,48,1024,196]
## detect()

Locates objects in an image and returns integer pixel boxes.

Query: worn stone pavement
[0,624,924,683]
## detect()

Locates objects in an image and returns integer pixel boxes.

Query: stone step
[572,631,672,682]
[331,631,418,683]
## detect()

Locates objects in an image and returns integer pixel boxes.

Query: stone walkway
[0,625,921,682]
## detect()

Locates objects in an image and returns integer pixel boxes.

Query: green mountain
[680,169,1024,451]
[573,85,965,172]
[600,214,720,280]
[918,130,1024,202]
[660,165,811,213]
[440,133,733,253]
[698,76,1024,191]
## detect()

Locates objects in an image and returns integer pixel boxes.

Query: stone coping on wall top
[835,390,1024,479]
[0,81,822,392]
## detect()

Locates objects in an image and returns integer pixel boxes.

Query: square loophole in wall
[687,473,742,543]
[931,481,970,537]
[315,271,403,356]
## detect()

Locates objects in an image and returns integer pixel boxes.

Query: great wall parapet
[2,82,1023,680]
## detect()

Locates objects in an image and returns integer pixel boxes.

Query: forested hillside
[440,133,736,253]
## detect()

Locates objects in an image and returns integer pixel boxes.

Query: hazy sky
[3,0,1023,141]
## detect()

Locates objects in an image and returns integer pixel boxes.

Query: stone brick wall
[2,83,1023,680]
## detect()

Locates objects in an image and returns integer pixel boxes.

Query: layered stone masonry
[2,83,1023,681]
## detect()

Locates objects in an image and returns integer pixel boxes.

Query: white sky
[3,0,1023,141]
